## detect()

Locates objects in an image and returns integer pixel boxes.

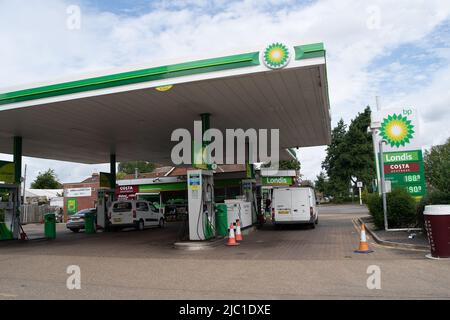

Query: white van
[108,200,165,231]
[272,187,318,227]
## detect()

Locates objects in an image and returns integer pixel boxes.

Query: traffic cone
[226,223,239,246]
[235,219,243,241]
[354,223,373,254]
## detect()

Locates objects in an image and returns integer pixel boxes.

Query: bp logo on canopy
[263,43,291,69]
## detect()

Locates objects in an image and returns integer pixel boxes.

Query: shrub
[361,188,369,204]
[366,193,383,228]
[417,190,450,230]
[424,138,450,194]
[366,189,417,229]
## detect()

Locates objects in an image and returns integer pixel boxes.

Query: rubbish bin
[84,211,96,234]
[215,204,228,237]
[44,213,56,239]
[424,205,450,259]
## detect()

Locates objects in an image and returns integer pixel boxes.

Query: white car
[108,200,165,231]
[272,187,319,228]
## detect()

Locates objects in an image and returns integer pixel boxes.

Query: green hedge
[366,189,417,229]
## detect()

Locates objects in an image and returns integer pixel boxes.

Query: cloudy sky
[1,0,449,186]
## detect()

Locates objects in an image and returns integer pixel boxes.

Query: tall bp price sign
[372,108,426,200]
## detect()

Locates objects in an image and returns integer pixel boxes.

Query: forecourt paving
[0,205,448,300]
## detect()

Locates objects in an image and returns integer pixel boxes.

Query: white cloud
[1,0,449,185]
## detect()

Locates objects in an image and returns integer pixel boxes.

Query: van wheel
[137,220,145,231]
[310,223,316,229]
[158,218,165,228]
[315,217,319,225]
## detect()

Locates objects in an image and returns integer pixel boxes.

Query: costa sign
[118,185,138,194]
[384,163,420,174]
[116,185,138,200]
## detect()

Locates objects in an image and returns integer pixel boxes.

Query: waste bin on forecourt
[215,204,228,237]
[84,211,96,234]
[44,213,56,239]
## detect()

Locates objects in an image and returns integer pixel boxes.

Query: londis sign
[383,151,420,163]
[262,176,293,186]
[381,150,426,199]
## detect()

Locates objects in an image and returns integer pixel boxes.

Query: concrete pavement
[0,205,449,299]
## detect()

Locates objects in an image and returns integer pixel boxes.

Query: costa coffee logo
[384,163,420,174]
[119,186,135,193]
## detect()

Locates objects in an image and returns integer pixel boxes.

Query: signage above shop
[64,187,92,198]
[262,176,293,186]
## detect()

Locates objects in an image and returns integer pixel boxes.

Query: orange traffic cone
[235,219,243,241]
[354,223,373,254]
[226,223,239,246]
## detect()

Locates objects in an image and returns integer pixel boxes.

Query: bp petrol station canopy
[0,42,331,164]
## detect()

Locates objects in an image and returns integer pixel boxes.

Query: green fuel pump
[0,184,20,240]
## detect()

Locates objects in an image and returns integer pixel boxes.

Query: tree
[31,169,62,189]
[118,161,155,175]
[321,119,348,198]
[321,107,377,199]
[261,159,301,171]
[424,138,450,193]
[279,159,301,171]
[314,171,328,195]
[343,106,376,188]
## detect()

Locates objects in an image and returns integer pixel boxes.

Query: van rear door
[274,188,292,222]
[111,201,133,225]
[291,189,310,222]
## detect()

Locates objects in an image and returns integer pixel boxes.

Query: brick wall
[63,181,99,221]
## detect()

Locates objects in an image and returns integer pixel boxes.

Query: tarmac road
[0,205,449,300]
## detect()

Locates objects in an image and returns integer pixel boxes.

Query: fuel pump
[187,170,215,241]
[242,179,258,224]
[0,184,20,240]
[97,189,114,230]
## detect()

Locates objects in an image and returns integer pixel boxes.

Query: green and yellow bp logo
[380,114,415,148]
[263,43,290,69]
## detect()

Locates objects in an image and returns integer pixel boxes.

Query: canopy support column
[201,113,211,169]
[110,154,116,201]
[13,136,22,185]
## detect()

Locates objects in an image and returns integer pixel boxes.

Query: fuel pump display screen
[188,174,201,200]
[189,174,201,190]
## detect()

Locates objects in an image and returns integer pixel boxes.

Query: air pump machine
[187,170,215,241]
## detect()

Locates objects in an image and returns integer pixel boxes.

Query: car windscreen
[112,202,132,212]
